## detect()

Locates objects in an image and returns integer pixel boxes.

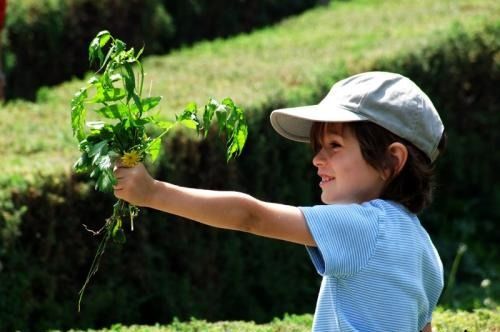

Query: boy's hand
[113,162,157,207]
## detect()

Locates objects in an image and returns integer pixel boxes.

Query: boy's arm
[114,163,316,246]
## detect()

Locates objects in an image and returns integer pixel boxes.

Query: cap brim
[270,104,368,142]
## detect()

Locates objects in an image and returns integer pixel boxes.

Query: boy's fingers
[114,159,125,168]
[113,166,123,178]
[115,159,143,169]
[113,188,124,200]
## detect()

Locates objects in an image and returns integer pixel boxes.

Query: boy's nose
[312,149,326,167]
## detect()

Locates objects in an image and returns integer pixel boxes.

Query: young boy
[114,71,445,331]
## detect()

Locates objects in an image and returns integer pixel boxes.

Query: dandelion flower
[121,150,142,167]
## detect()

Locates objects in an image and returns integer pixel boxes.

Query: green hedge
[58,309,500,332]
[161,0,321,47]
[3,0,173,100]
[2,0,320,100]
[1,24,499,331]
[0,121,320,331]
[1,0,499,330]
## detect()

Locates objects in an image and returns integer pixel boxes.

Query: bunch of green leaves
[70,30,247,311]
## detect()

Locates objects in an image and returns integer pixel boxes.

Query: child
[114,71,445,332]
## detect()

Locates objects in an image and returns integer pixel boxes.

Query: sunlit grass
[58,308,500,332]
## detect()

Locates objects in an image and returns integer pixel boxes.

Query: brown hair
[310,122,446,214]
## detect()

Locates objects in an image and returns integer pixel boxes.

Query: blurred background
[0,0,498,331]
[0,0,321,101]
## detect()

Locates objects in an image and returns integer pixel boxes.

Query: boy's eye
[329,142,341,148]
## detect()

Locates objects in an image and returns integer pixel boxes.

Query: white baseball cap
[270,71,444,162]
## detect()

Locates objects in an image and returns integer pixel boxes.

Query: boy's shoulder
[303,199,414,219]
[366,199,415,217]
[301,199,420,234]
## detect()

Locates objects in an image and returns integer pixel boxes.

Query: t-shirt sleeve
[300,203,381,278]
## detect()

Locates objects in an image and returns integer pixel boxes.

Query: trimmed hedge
[3,0,173,100]
[1,23,499,331]
[1,0,499,331]
[2,0,321,100]
[161,0,321,46]
[0,116,320,331]
[60,309,500,332]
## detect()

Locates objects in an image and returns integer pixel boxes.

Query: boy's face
[312,123,386,205]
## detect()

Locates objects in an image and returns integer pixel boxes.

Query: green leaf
[131,93,143,116]
[227,121,248,161]
[184,102,198,113]
[155,120,175,130]
[221,97,236,109]
[135,96,162,113]
[97,154,113,171]
[87,76,99,85]
[73,152,91,173]
[109,73,121,82]
[180,119,198,130]
[215,109,227,134]
[88,86,126,103]
[209,97,248,161]
[94,104,129,119]
[89,40,102,67]
[203,100,217,136]
[112,228,126,244]
[97,31,111,47]
[145,137,162,162]
[88,140,109,158]
[114,39,126,55]
[89,31,111,67]
[71,88,88,142]
[122,64,136,101]
[99,45,115,72]
[176,103,200,131]
[95,168,115,193]
[136,59,145,96]
[110,210,127,244]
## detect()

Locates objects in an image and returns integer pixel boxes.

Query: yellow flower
[121,150,142,167]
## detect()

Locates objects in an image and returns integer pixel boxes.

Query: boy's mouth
[319,175,334,186]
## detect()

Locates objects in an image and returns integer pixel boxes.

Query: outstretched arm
[114,163,316,246]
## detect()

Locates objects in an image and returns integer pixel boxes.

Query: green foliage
[3,0,175,100]
[0,169,317,331]
[62,314,312,331]
[160,0,320,47]
[72,31,247,311]
[2,0,321,100]
[3,0,499,178]
[0,1,499,331]
[56,309,500,331]
[432,307,500,332]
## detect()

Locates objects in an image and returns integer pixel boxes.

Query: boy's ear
[381,142,408,181]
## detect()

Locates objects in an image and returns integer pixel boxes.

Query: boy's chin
[321,195,338,205]
[321,195,357,205]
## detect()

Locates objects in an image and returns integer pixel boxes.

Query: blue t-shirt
[300,199,443,332]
